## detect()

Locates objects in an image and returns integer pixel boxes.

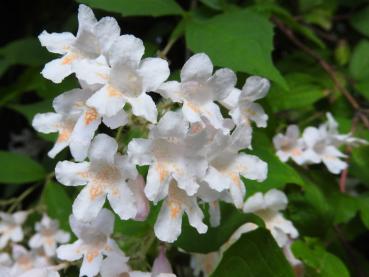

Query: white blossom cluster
[0,211,176,277]
[29,4,272,276]
[191,189,303,277]
[0,212,69,277]
[273,113,367,174]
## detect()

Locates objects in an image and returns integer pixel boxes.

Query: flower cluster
[273,113,367,174]
[0,213,69,277]
[30,4,272,276]
[191,189,302,277]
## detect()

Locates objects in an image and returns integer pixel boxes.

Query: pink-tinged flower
[29,215,70,257]
[0,212,28,249]
[39,5,120,83]
[73,35,169,123]
[55,134,141,221]
[57,209,128,277]
[32,84,128,161]
[221,76,270,128]
[273,125,306,165]
[157,53,236,132]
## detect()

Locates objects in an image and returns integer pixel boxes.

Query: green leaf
[41,181,72,231]
[211,229,294,277]
[267,73,326,112]
[350,5,369,37]
[355,80,369,101]
[11,99,53,122]
[75,0,183,17]
[351,146,369,186]
[349,40,369,81]
[185,9,287,89]
[199,0,223,10]
[0,151,45,184]
[175,203,261,253]
[334,40,351,66]
[0,38,52,67]
[292,240,350,277]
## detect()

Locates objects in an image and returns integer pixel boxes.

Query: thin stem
[272,16,369,130]
[8,185,38,213]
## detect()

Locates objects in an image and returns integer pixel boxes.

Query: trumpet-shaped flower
[29,215,70,257]
[39,5,120,83]
[0,212,28,249]
[32,85,128,161]
[302,126,348,174]
[221,76,270,128]
[242,189,298,247]
[202,125,268,208]
[273,125,306,165]
[74,35,169,123]
[154,181,207,242]
[57,209,127,277]
[128,111,208,201]
[157,53,236,131]
[55,134,139,221]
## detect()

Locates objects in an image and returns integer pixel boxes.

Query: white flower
[202,125,268,208]
[39,4,120,83]
[29,215,70,257]
[283,240,304,277]
[154,181,208,243]
[100,251,130,277]
[242,189,298,247]
[128,111,208,201]
[0,212,28,249]
[157,53,236,132]
[18,268,60,277]
[302,126,348,174]
[57,209,127,277]
[0,253,12,267]
[55,134,140,221]
[74,35,169,123]
[9,244,51,276]
[273,125,306,165]
[221,76,270,128]
[152,247,173,276]
[32,85,128,161]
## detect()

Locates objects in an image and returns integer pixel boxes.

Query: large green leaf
[292,240,350,277]
[211,229,294,277]
[267,73,326,112]
[185,9,287,89]
[175,203,261,253]
[75,0,183,17]
[41,181,72,231]
[349,40,369,81]
[350,5,369,37]
[0,151,46,184]
[351,146,369,186]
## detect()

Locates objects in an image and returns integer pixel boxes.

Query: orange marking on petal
[57,129,71,142]
[169,201,181,219]
[107,86,122,97]
[96,72,109,81]
[86,250,99,263]
[291,148,302,156]
[89,185,103,200]
[187,102,200,113]
[84,108,98,125]
[61,53,77,65]
[156,163,168,183]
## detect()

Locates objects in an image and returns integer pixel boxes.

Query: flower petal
[243,192,264,213]
[107,182,137,220]
[139,57,170,92]
[32,113,62,134]
[73,55,110,85]
[94,16,120,54]
[29,233,43,249]
[241,76,270,101]
[55,161,90,186]
[221,88,241,110]
[38,31,75,55]
[88,134,118,164]
[127,138,154,165]
[80,252,103,277]
[126,93,158,123]
[203,166,231,192]
[264,189,288,211]
[87,85,126,117]
[102,110,128,129]
[41,57,73,83]
[208,68,236,100]
[236,153,268,182]
[108,35,144,67]
[156,81,182,103]
[154,200,183,243]
[56,240,83,261]
[181,53,213,82]
[145,163,171,202]
[73,184,106,221]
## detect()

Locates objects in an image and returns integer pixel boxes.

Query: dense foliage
[1,0,369,276]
